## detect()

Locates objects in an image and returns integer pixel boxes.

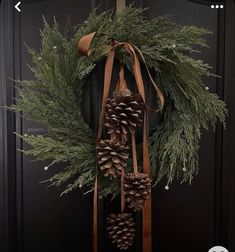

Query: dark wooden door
[14,2,114,252]
[0,0,234,252]
[144,1,221,252]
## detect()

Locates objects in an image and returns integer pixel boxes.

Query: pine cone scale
[124,173,152,211]
[107,213,135,250]
[104,89,145,141]
[97,139,129,178]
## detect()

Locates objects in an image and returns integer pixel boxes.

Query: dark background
[0,0,234,252]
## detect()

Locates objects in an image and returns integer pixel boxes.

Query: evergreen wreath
[11,7,227,198]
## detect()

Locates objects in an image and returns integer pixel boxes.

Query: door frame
[0,0,17,251]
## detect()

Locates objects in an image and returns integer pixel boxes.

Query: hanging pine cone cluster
[99,84,151,250]
[105,88,145,141]
[106,213,135,250]
[124,173,152,211]
[97,139,129,178]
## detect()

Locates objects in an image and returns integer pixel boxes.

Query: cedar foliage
[10,7,227,197]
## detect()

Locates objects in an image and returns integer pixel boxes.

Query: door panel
[20,1,95,252]
[143,1,219,251]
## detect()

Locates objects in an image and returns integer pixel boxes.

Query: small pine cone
[105,88,145,140]
[106,213,135,250]
[124,173,152,211]
[97,139,129,178]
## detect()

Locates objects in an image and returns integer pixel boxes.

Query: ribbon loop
[77,32,97,56]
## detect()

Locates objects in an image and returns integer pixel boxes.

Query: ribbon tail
[93,177,98,252]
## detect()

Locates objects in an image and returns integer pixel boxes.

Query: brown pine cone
[124,173,152,211]
[104,88,145,141]
[106,213,135,250]
[97,139,129,178]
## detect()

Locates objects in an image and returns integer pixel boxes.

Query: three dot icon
[211,4,224,9]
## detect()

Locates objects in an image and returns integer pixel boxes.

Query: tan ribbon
[120,42,153,252]
[115,63,128,94]
[116,0,126,13]
[77,34,164,252]
[79,41,116,252]
[77,32,97,56]
[93,177,98,252]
